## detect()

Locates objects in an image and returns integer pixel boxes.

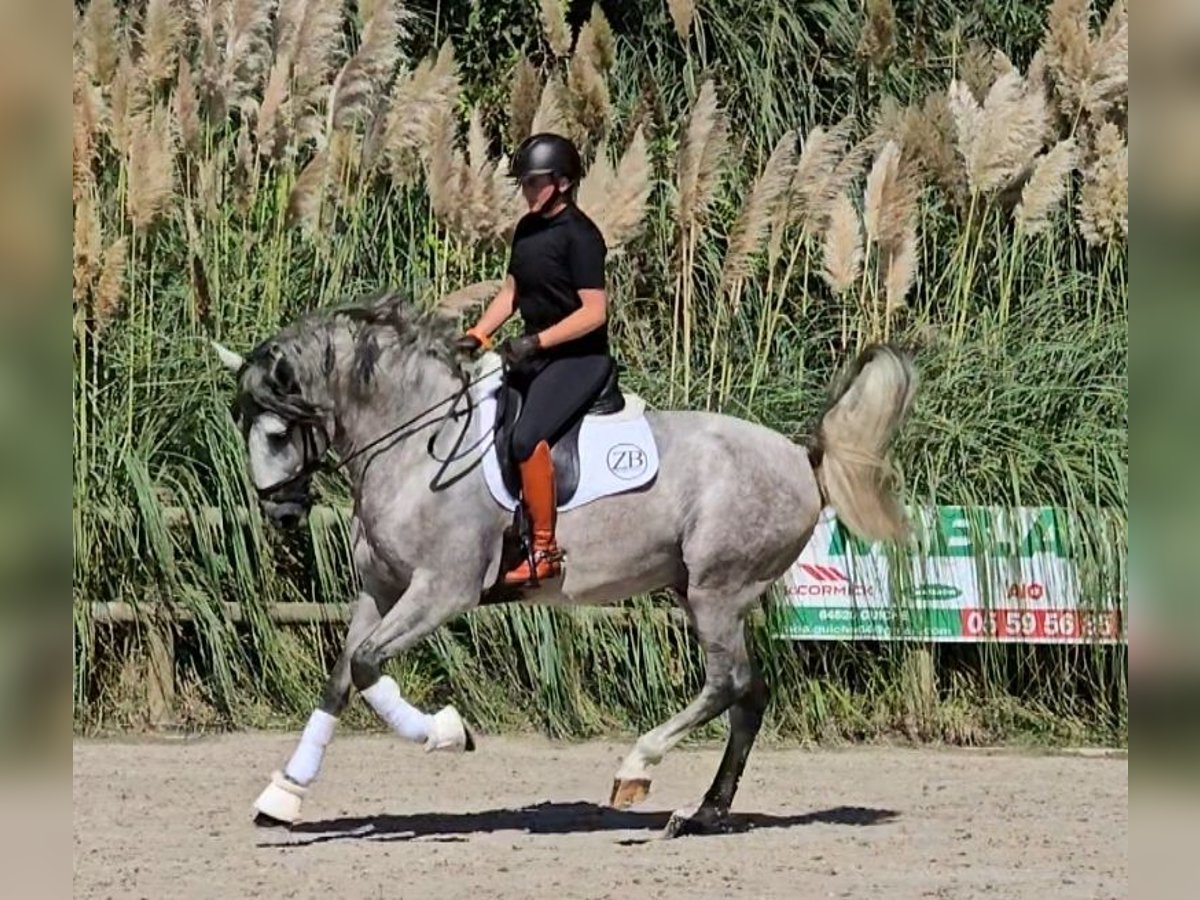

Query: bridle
[249,363,504,503]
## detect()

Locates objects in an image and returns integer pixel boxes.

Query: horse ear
[211,341,245,373]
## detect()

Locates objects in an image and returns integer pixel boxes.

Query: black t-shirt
[507,204,609,359]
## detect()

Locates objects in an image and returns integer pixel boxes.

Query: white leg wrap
[283,709,337,786]
[361,675,432,743]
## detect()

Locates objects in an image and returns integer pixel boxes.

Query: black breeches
[508,355,613,462]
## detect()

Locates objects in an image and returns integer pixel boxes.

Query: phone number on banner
[961,608,1122,641]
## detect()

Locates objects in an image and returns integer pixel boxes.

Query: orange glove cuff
[467,327,493,351]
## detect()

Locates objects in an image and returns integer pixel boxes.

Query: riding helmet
[508,133,583,184]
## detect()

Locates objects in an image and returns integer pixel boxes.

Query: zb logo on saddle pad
[606,443,649,480]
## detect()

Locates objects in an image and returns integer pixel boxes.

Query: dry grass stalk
[949,71,1049,194]
[822,192,863,295]
[1084,0,1127,119]
[214,0,277,119]
[331,0,408,131]
[292,0,345,142]
[1015,138,1077,234]
[531,74,571,137]
[109,52,146,158]
[141,0,182,85]
[438,279,503,315]
[588,3,616,71]
[256,55,291,159]
[465,107,499,238]
[883,224,918,314]
[94,237,130,330]
[1077,122,1127,246]
[1043,0,1094,117]
[857,0,896,70]
[676,79,728,231]
[584,126,652,250]
[668,0,695,43]
[73,69,104,202]
[232,121,258,216]
[577,140,616,224]
[539,0,571,58]
[287,147,330,232]
[73,188,102,308]
[567,51,611,143]
[83,0,120,85]
[863,139,920,252]
[508,57,542,147]
[787,117,857,234]
[126,105,176,229]
[721,133,797,290]
[383,40,460,185]
[175,56,203,156]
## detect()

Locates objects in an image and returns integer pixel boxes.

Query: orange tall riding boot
[505,440,562,585]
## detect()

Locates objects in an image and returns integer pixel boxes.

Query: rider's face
[521,174,567,212]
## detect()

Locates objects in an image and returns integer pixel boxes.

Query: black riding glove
[500,334,541,367]
[453,333,484,355]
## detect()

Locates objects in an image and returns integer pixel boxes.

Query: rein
[255,363,503,500]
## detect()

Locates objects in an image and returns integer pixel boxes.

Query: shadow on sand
[259,801,899,847]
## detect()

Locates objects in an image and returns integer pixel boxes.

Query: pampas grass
[949,71,1049,195]
[721,133,796,290]
[141,0,182,85]
[531,74,571,137]
[383,40,460,187]
[822,191,863,295]
[883,224,918,316]
[95,237,130,331]
[126,106,176,229]
[676,79,727,231]
[438,279,503,314]
[175,56,203,157]
[82,0,120,85]
[539,0,571,58]
[1077,122,1127,246]
[668,0,695,43]
[1015,138,1077,234]
[508,57,542,147]
[863,139,919,252]
[330,0,407,131]
[857,0,896,70]
[580,126,652,250]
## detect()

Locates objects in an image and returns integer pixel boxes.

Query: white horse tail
[809,344,918,544]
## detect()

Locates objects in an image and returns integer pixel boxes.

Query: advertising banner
[776,507,1124,643]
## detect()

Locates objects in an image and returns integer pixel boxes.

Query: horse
[211,290,917,837]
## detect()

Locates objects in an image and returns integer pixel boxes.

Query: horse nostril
[281,512,301,529]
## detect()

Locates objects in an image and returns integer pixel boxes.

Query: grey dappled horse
[213,292,917,837]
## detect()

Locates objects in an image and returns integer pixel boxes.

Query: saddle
[492,361,626,506]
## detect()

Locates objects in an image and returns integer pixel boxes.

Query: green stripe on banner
[774,606,962,639]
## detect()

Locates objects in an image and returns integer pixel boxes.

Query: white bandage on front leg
[283,709,338,786]
[360,675,432,743]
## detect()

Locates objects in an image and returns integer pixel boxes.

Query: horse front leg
[350,568,480,754]
[253,591,381,827]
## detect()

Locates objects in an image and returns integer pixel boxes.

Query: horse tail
[808,344,918,543]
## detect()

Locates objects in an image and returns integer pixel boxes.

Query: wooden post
[144,616,175,727]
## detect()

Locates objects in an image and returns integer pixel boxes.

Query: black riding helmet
[508,132,583,185]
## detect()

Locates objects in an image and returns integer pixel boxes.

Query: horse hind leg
[663,640,768,838]
[253,591,381,827]
[609,586,763,823]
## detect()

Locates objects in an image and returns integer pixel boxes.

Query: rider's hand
[499,334,541,367]
[454,331,487,355]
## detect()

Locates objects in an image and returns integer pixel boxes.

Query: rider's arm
[467,275,517,346]
[533,221,607,349]
[536,289,607,348]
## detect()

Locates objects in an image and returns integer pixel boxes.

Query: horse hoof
[609,778,652,809]
[253,771,306,825]
[662,805,731,839]
[253,811,292,829]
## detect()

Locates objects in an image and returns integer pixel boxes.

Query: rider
[456,132,613,586]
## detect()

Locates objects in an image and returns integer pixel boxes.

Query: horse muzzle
[260,495,311,530]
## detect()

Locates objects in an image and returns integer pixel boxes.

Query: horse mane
[238,290,463,420]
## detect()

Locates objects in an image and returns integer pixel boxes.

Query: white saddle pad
[471,354,660,512]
